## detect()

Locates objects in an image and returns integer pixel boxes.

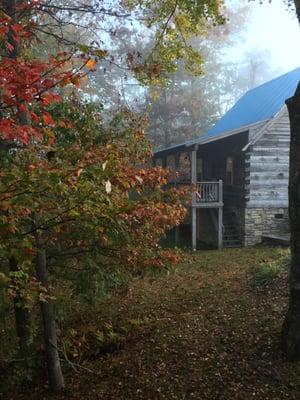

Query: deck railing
[193,180,223,206]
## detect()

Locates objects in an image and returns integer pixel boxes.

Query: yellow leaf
[86,59,97,69]
[136,175,143,184]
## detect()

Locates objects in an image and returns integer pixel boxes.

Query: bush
[253,250,290,286]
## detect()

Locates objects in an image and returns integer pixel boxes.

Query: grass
[252,249,290,286]
[5,246,300,400]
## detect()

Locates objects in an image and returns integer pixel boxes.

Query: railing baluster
[193,181,223,204]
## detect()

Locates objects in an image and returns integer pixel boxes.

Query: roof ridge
[205,66,300,138]
[154,66,300,154]
[244,66,300,95]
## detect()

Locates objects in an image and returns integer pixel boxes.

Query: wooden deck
[192,180,223,208]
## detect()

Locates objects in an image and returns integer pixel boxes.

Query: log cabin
[153,67,300,249]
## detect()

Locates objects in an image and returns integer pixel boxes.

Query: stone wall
[244,207,289,246]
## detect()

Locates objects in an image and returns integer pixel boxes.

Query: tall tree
[0,0,225,391]
[281,0,300,360]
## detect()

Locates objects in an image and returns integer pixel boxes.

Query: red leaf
[19,104,27,113]
[11,24,23,34]
[42,112,55,126]
[30,112,39,124]
[6,43,14,52]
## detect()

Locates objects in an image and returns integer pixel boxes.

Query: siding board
[247,106,290,207]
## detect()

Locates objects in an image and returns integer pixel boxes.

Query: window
[197,158,203,181]
[275,213,284,219]
[155,158,163,167]
[166,155,176,171]
[226,156,234,185]
[179,152,190,181]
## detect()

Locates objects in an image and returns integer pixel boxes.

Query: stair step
[223,240,242,246]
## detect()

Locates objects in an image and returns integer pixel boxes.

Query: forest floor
[8,246,300,400]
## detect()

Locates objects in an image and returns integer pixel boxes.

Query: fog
[227,0,300,75]
[84,0,300,149]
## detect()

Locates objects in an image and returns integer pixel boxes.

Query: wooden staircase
[223,209,243,248]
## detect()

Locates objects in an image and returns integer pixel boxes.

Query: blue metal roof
[154,67,300,155]
[203,67,300,140]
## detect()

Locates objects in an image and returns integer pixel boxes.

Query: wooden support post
[219,179,223,204]
[192,207,197,251]
[191,150,197,185]
[191,148,197,206]
[218,206,223,250]
[191,146,198,250]
[218,180,223,250]
[174,152,180,246]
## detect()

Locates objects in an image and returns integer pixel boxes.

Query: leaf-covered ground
[8,246,300,400]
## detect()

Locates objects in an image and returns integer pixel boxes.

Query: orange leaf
[86,59,97,69]
[71,77,81,88]
[42,112,54,126]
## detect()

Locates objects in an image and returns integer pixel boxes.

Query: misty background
[83,0,300,149]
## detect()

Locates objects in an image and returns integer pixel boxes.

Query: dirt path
[9,247,300,400]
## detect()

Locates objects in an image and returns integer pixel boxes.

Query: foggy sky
[227,0,300,74]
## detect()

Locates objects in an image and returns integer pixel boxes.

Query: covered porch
[154,133,247,249]
[155,144,225,250]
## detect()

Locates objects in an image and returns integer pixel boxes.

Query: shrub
[253,250,290,286]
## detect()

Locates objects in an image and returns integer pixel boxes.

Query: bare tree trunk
[35,231,64,392]
[3,0,33,361]
[281,84,300,360]
[9,257,33,359]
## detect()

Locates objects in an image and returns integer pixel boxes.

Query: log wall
[244,106,290,245]
[246,106,290,208]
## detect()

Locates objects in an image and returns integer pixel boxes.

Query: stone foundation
[244,208,289,246]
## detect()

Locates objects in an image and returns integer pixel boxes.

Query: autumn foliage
[0,0,187,390]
